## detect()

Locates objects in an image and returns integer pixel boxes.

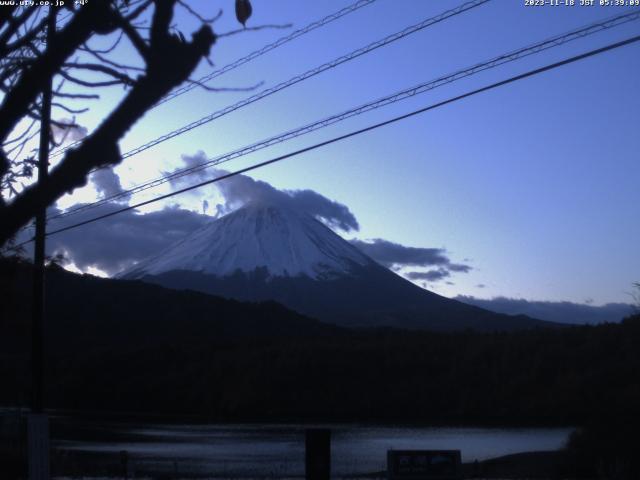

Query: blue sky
[47,0,640,304]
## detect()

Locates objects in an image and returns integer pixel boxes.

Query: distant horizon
[37,198,635,326]
[20,196,637,320]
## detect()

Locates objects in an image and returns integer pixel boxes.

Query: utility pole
[32,2,55,416]
[28,6,55,480]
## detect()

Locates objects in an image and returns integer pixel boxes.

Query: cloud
[405,269,451,282]
[213,170,359,232]
[169,152,359,232]
[448,263,472,273]
[455,296,635,325]
[51,117,88,143]
[90,167,130,202]
[18,203,209,275]
[20,151,468,280]
[287,189,359,232]
[168,151,211,186]
[349,239,450,269]
[350,238,472,284]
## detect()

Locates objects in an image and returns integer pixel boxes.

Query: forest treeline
[1,257,639,425]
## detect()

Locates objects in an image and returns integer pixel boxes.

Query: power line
[157,0,379,106]
[22,33,638,245]
[50,0,491,162]
[46,9,640,223]
[49,0,379,157]
[120,0,490,159]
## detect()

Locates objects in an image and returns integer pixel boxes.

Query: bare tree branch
[2,118,38,147]
[0,1,217,245]
[178,1,223,24]
[53,91,100,100]
[113,11,150,61]
[217,23,291,38]
[81,30,125,55]
[80,46,145,72]
[0,6,37,54]
[51,102,90,115]
[0,2,118,144]
[124,0,155,22]
[1,14,48,57]
[62,62,138,86]
[58,69,127,88]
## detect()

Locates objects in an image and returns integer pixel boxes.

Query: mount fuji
[120,203,554,331]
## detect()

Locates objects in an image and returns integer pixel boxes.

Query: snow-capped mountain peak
[119,202,553,332]
[121,202,373,280]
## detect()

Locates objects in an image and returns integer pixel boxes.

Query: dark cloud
[287,189,359,232]
[90,167,130,202]
[168,152,359,232]
[18,203,209,275]
[455,296,634,325]
[349,239,450,269]
[476,283,486,289]
[350,239,472,284]
[405,269,450,282]
[448,263,472,273]
[213,168,359,232]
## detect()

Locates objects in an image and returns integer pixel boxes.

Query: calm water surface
[58,423,573,477]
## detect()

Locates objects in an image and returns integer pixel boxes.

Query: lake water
[58,423,573,478]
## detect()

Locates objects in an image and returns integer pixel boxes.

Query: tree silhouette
[632,282,640,313]
[0,0,253,247]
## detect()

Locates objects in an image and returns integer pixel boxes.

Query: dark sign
[306,428,331,480]
[387,450,461,480]
[28,414,50,480]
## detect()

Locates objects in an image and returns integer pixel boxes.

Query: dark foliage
[1,258,639,426]
[563,415,640,479]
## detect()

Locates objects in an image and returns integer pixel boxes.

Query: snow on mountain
[121,202,373,280]
[120,202,556,331]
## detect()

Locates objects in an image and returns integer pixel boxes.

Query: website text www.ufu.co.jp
[0,0,67,6]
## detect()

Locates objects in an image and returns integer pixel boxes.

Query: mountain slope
[1,259,343,356]
[123,203,372,280]
[455,295,634,325]
[121,203,557,332]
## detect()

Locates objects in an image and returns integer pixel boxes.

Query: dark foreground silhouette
[2,258,638,426]
[2,258,640,478]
